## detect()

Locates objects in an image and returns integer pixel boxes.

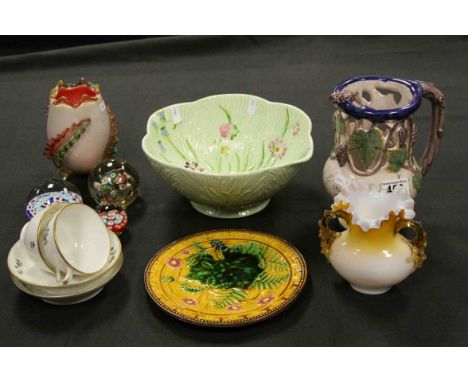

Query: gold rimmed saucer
[8,231,123,304]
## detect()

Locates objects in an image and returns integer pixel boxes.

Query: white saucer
[8,231,123,304]
[11,276,105,305]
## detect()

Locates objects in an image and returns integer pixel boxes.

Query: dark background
[0,36,467,346]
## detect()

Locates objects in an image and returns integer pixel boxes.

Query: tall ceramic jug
[323,76,445,197]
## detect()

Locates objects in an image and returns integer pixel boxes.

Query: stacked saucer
[8,233,122,304]
[8,202,123,304]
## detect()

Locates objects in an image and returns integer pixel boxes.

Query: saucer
[11,276,105,305]
[10,252,123,298]
[8,232,123,304]
[144,229,307,327]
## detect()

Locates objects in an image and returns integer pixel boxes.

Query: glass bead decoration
[97,204,128,236]
[25,178,82,219]
[88,158,139,208]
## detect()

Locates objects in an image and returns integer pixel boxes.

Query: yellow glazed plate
[144,229,307,327]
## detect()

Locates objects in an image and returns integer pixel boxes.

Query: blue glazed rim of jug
[334,76,423,121]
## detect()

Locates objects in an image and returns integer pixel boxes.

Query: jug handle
[394,219,428,270]
[318,209,351,259]
[418,81,446,176]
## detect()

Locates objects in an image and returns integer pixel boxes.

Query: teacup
[39,203,110,283]
[20,202,68,271]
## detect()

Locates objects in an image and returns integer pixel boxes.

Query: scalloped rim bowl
[142,94,313,218]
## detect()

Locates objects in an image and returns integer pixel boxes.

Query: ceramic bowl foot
[190,199,271,219]
[41,288,103,305]
[350,284,391,295]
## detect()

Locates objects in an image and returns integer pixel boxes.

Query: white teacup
[39,203,110,284]
[20,203,68,272]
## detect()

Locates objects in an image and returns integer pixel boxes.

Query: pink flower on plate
[268,139,287,159]
[219,123,232,139]
[183,297,198,306]
[181,249,190,255]
[258,295,275,305]
[227,304,242,311]
[167,257,181,268]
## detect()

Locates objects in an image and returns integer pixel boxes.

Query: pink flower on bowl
[227,304,242,311]
[258,295,275,305]
[268,139,287,159]
[167,257,181,268]
[181,249,190,255]
[184,161,205,172]
[183,297,198,306]
[219,123,232,139]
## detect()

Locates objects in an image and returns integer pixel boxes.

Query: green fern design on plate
[213,288,247,309]
[191,242,207,253]
[251,272,290,289]
[184,240,291,308]
[179,282,205,293]
[258,250,290,272]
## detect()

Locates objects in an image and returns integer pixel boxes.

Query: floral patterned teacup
[20,203,68,273]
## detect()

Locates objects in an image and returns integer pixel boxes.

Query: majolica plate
[144,230,307,327]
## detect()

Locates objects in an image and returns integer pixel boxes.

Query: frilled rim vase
[319,181,427,294]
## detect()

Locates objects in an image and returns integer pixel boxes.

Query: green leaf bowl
[142,94,314,218]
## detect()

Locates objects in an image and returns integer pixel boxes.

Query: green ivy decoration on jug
[348,129,384,169]
[388,146,409,172]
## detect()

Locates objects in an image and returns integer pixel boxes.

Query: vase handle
[318,209,351,259]
[418,81,446,176]
[394,219,428,270]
